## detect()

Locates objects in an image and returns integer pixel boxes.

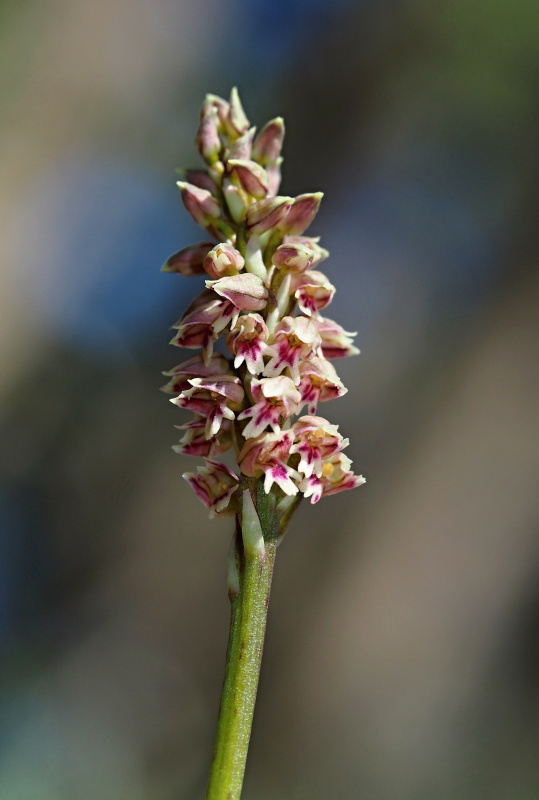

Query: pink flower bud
[271,241,315,274]
[206,273,268,312]
[252,118,285,166]
[227,159,269,199]
[161,241,215,276]
[225,128,255,161]
[161,352,230,394]
[183,169,219,195]
[177,181,221,228]
[238,430,300,496]
[203,94,230,128]
[183,458,239,517]
[196,104,221,164]
[246,196,292,234]
[226,313,269,375]
[226,87,250,137]
[278,192,323,236]
[291,270,336,316]
[313,316,360,359]
[237,376,301,439]
[203,243,245,279]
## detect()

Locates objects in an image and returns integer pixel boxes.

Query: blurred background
[1,0,539,798]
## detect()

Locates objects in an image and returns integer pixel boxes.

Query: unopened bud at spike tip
[278,192,324,236]
[196,105,221,164]
[227,87,250,137]
[252,117,285,166]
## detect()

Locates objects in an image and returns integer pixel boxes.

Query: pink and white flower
[313,316,360,360]
[238,376,301,439]
[300,452,365,504]
[290,415,348,478]
[173,418,232,458]
[161,352,230,395]
[264,315,321,384]
[297,355,347,413]
[170,289,239,363]
[226,313,269,375]
[291,270,335,316]
[183,458,239,517]
[171,375,244,438]
[239,430,300,496]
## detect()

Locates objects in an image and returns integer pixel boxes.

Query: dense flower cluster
[162,89,365,517]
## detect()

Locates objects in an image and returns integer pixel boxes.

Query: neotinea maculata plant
[161,88,365,800]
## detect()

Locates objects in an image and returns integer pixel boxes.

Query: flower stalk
[207,485,278,800]
[161,88,366,799]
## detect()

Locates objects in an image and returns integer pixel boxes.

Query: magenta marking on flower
[291,270,336,317]
[290,415,347,479]
[173,418,232,458]
[264,315,321,384]
[313,316,359,360]
[297,355,347,413]
[183,458,239,517]
[161,352,230,395]
[238,376,301,439]
[299,452,365,503]
[238,430,300,496]
[172,375,244,439]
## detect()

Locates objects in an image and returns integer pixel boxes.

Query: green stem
[206,482,278,800]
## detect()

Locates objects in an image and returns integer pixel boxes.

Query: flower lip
[226,313,269,375]
[238,430,300,496]
[237,376,301,439]
[183,457,239,517]
[263,315,321,385]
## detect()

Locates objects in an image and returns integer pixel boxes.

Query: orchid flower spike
[162,88,364,517]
